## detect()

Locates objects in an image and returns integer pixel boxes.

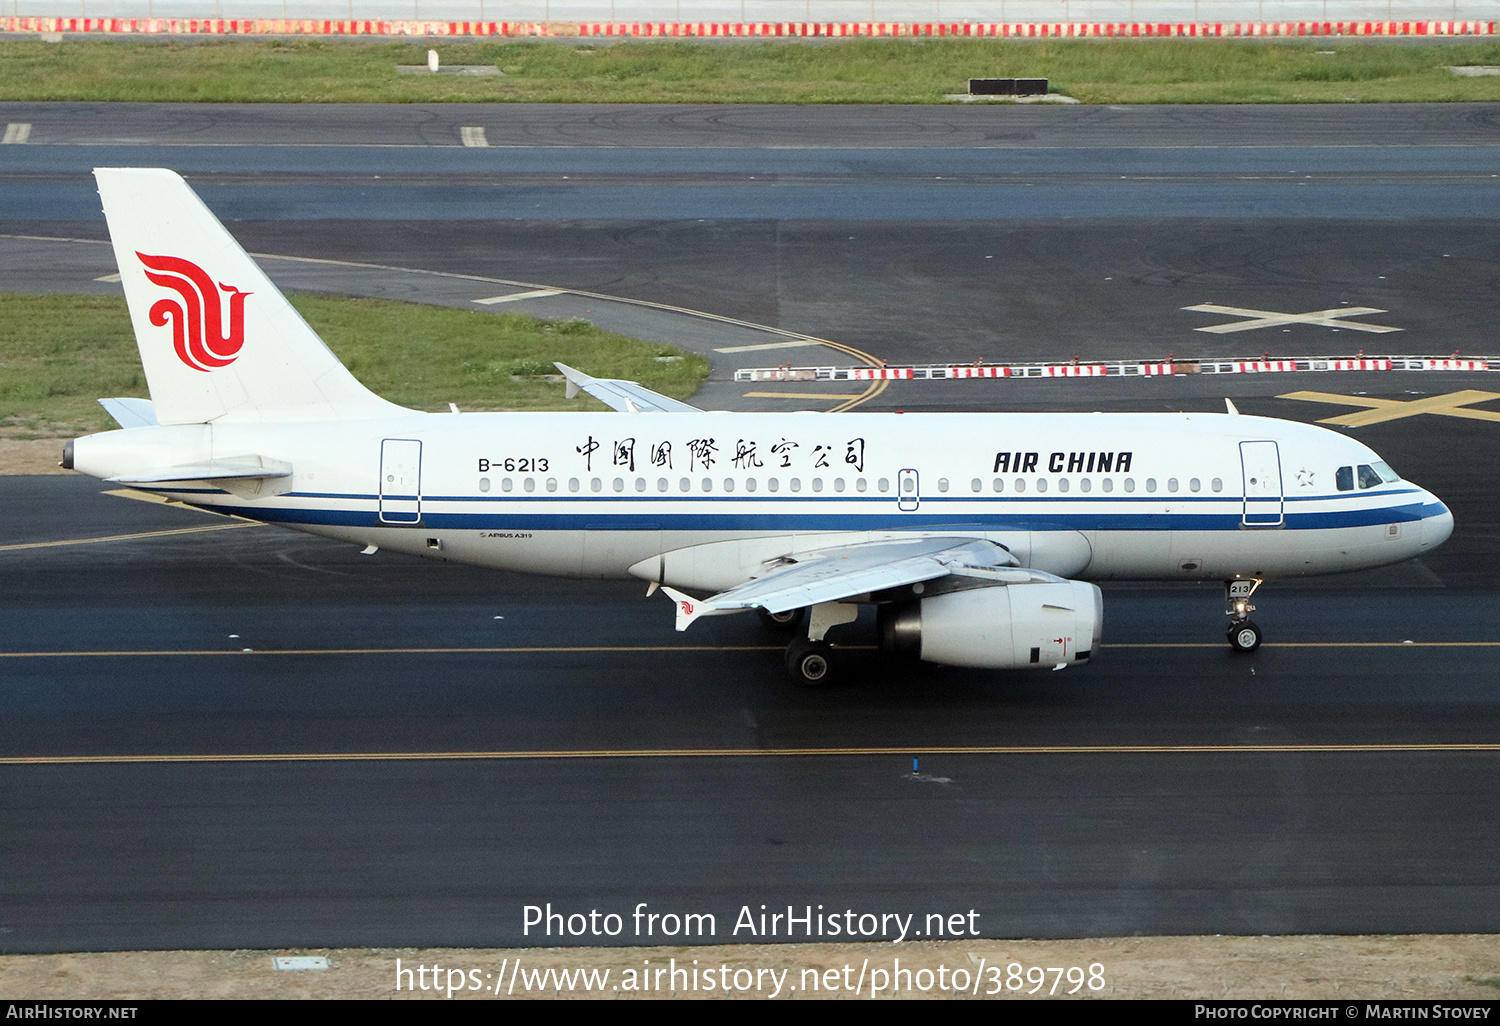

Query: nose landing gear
[1226,578,1263,653]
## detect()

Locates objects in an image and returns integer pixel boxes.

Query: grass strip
[2,38,1500,103]
[0,293,710,437]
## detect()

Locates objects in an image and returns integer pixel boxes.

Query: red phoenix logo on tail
[136,252,251,372]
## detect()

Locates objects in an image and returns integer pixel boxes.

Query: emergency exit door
[379,438,422,524]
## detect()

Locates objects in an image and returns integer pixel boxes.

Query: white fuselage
[73,409,1454,588]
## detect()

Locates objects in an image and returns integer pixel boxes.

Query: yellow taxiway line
[0,521,260,552]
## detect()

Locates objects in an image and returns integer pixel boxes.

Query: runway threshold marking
[1279,389,1500,427]
[5,742,1499,767]
[0,521,260,553]
[0,642,1494,658]
[2,123,31,144]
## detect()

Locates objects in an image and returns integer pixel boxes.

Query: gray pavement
[2,101,1499,951]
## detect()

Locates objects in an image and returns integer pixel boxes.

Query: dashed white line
[473,289,564,305]
[713,339,822,354]
[93,272,121,283]
[2,123,32,144]
[460,126,489,147]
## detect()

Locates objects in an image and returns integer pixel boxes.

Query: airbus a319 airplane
[64,168,1454,685]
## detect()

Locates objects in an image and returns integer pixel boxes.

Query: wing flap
[554,362,702,414]
[659,537,1025,630]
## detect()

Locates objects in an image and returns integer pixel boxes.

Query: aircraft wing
[554,362,703,414]
[660,536,1037,631]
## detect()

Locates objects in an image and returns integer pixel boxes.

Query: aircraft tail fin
[94,168,409,426]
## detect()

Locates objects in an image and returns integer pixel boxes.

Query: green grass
[0,293,710,435]
[2,38,1500,103]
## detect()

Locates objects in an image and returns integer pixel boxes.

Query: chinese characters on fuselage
[574,436,867,473]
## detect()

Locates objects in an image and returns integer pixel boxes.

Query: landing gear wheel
[785,639,836,687]
[758,606,806,633]
[1228,620,1263,653]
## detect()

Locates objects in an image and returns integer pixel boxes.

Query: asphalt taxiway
[1,102,1498,951]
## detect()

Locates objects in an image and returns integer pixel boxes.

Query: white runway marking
[473,289,564,305]
[1184,303,1402,334]
[459,126,489,147]
[2,123,32,144]
[713,340,822,354]
[93,273,121,282]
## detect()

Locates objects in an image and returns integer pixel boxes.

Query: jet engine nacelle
[878,581,1103,670]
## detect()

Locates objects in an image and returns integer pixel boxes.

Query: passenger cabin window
[746,478,757,492]
[937,478,949,493]
[971,478,982,493]
[878,478,890,493]
[1358,464,1383,489]
[992,478,1005,493]
[1057,478,1070,493]
[1102,479,1113,493]
[1145,478,1157,493]
[1036,479,1049,493]
[856,478,868,493]
[569,478,580,492]
[1080,478,1091,493]
[812,478,823,493]
[501,479,513,493]
[479,477,491,493]
[658,478,669,492]
[1167,478,1178,493]
[612,477,624,492]
[1124,479,1135,493]
[1189,478,1200,493]
[1211,478,1222,493]
[1337,466,1354,491]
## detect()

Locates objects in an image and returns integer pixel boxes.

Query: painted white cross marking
[1183,303,1402,334]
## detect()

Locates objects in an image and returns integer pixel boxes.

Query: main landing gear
[1225,578,1264,653]
[777,602,857,687]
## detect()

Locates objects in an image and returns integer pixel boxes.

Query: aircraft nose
[1422,500,1454,551]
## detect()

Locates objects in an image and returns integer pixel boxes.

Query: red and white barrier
[1,16,1494,38]
[736,356,1495,384]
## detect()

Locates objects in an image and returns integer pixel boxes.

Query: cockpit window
[1371,460,1400,483]
[1357,464,1383,489]
[1336,466,1354,492]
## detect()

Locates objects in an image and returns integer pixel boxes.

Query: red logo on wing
[136,252,252,373]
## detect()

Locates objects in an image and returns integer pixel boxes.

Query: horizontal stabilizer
[108,454,292,484]
[98,397,158,429]
[554,362,702,414]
